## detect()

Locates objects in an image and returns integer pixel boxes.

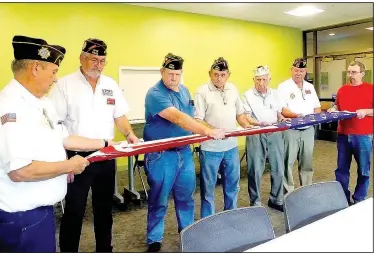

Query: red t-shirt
[335,82,373,135]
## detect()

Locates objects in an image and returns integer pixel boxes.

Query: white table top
[247,197,373,252]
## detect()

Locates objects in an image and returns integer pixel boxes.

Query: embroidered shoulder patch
[1,113,17,125]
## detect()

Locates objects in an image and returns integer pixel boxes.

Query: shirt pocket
[98,97,115,122]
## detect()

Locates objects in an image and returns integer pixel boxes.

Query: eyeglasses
[263,96,270,106]
[347,71,362,75]
[220,91,227,105]
[87,57,107,66]
[300,88,306,101]
[43,108,54,129]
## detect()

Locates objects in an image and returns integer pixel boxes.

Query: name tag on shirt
[107,98,115,105]
[102,89,113,96]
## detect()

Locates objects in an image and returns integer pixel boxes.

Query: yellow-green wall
[0,3,302,167]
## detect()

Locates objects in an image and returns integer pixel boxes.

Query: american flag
[86,111,357,163]
[1,113,16,125]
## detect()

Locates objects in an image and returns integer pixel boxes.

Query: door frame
[313,51,373,97]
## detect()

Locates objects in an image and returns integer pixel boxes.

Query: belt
[294,126,312,131]
[66,150,97,158]
[166,145,190,152]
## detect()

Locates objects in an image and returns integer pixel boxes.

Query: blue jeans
[199,147,240,218]
[335,134,373,202]
[0,206,55,252]
[144,147,195,245]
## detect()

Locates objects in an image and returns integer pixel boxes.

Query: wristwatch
[126,131,132,138]
[104,139,109,147]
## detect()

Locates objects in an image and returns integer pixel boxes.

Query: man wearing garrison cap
[194,57,254,219]
[49,38,139,252]
[242,65,291,212]
[277,58,321,194]
[0,36,119,252]
[143,53,225,252]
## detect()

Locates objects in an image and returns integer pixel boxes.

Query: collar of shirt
[289,78,310,90]
[208,80,233,92]
[12,79,46,109]
[252,87,271,98]
[157,79,182,94]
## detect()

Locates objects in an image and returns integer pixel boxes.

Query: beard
[86,69,101,79]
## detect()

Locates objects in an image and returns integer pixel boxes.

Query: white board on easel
[118,66,184,123]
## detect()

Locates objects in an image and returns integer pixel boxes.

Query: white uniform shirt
[194,81,245,152]
[0,80,69,212]
[48,70,129,141]
[242,88,281,124]
[277,78,321,116]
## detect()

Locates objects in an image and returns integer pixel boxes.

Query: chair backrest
[180,206,275,252]
[283,181,349,233]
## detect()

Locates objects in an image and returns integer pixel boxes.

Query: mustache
[347,76,355,83]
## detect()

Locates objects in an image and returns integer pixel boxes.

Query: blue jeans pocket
[21,209,48,231]
[144,152,163,173]
[145,152,163,163]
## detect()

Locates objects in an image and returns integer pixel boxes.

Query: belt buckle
[168,146,183,152]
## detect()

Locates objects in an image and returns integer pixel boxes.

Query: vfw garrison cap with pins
[253,65,270,76]
[292,58,307,68]
[12,35,66,66]
[162,53,184,70]
[82,38,107,56]
[211,57,229,71]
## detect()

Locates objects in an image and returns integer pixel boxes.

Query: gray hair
[11,59,47,75]
[11,59,33,75]
[80,52,90,58]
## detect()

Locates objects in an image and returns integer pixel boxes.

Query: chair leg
[240,152,246,164]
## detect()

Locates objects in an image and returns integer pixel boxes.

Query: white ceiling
[130,3,373,30]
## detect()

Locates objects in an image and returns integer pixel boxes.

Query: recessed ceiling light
[284,6,325,17]
[329,33,335,36]
[366,27,373,30]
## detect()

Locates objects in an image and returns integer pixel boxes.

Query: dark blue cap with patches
[82,38,107,56]
[211,57,229,71]
[162,53,184,70]
[12,35,66,66]
[293,58,307,68]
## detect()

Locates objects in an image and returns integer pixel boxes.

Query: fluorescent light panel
[366,27,373,30]
[285,6,325,17]
[329,33,335,36]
